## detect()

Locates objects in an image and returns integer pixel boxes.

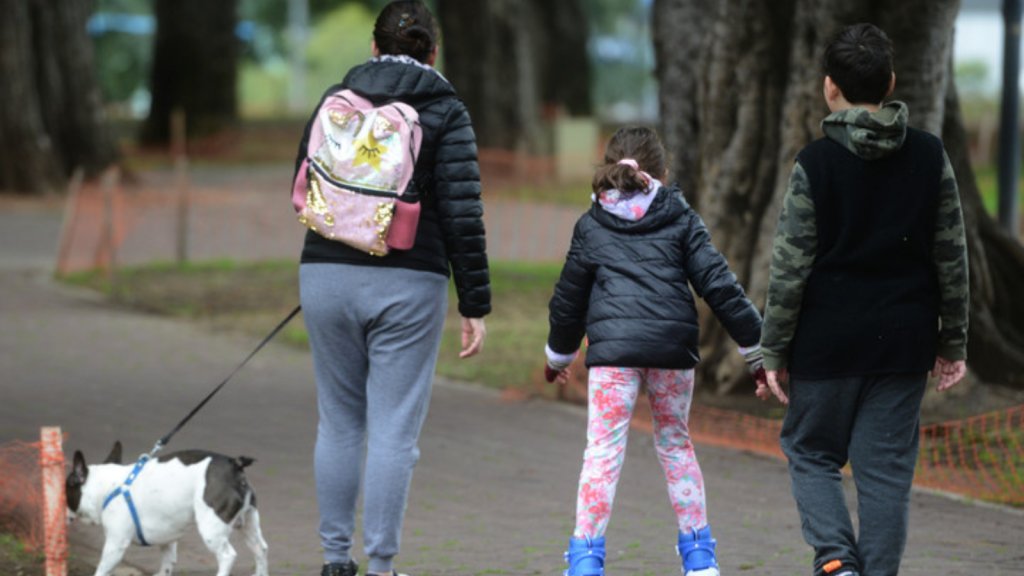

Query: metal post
[998,0,1022,236]
[172,108,190,265]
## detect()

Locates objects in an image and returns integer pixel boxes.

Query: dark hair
[823,23,894,105]
[592,126,668,194]
[373,0,439,64]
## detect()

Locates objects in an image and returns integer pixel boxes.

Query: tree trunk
[535,0,591,117]
[0,0,117,195]
[140,0,239,145]
[436,0,590,152]
[942,79,1024,387]
[652,0,716,200]
[655,0,1024,392]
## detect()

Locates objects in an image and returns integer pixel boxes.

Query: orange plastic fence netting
[0,431,68,575]
[0,440,45,549]
[630,399,1023,506]
[53,158,585,276]
[916,404,1024,505]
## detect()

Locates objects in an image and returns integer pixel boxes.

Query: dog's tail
[235,456,256,469]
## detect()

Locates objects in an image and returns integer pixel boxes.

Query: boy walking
[759,23,969,576]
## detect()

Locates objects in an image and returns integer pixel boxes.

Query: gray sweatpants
[300,263,448,574]
[780,373,927,576]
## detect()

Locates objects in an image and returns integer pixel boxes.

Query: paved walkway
[1,196,1022,575]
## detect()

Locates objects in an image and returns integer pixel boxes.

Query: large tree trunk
[140,0,239,145]
[0,0,117,195]
[655,0,1024,392]
[436,0,590,152]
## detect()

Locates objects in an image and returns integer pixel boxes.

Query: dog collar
[102,455,151,546]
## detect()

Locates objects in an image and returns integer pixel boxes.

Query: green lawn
[64,260,563,394]
[974,164,1024,216]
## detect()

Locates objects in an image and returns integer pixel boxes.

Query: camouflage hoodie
[760,101,969,371]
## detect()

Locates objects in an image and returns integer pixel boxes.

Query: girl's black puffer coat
[547,186,761,369]
[293,59,491,318]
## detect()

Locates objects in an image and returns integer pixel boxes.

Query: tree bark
[140,0,240,145]
[0,0,116,195]
[436,0,590,152]
[652,0,715,200]
[655,0,1024,392]
[942,78,1024,387]
[535,0,591,117]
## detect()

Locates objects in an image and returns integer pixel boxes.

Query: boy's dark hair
[593,126,667,194]
[373,0,439,64]
[824,23,894,105]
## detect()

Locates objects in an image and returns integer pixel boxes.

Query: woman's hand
[460,317,486,358]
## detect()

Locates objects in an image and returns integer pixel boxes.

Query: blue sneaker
[677,526,719,576]
[564,535,606,576]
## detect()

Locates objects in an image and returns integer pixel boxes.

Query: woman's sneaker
[321,560,358,576]
[564,535,606,576]
[677,526,719,576]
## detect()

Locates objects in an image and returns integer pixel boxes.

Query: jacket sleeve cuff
[763,349,788,371]
[936,343,967,361]
[545,344,578,369]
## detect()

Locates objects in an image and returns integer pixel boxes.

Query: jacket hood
[343,56,457,104]
[590,185,686,233]
[821,100,908,160]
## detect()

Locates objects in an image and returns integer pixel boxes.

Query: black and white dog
[66,442,269,576]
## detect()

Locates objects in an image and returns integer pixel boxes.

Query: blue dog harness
[102,455,151,546]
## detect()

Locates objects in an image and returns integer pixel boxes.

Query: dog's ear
[104,441,123,464]
[71,451,89,483]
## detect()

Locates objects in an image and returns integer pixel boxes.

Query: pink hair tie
[616,158,652,188]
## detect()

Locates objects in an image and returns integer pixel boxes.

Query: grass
[0,534,39,569]
[974,164,1024,216]
[64,259,564,395]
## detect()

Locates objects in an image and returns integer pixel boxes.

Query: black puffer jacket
[293,58,491,318]
[547,186,761,369]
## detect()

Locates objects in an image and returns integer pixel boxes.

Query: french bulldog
[66,441,268,576]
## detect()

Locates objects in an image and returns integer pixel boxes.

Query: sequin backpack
[291,89,423,256]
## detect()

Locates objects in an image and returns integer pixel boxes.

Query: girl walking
[545,126,765,576]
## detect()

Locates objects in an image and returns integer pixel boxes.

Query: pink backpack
[292,89,423,256]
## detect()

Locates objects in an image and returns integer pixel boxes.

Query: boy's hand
[932,357,966,391]
[764,368,790,405]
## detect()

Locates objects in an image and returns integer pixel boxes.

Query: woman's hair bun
[373,1,438,64]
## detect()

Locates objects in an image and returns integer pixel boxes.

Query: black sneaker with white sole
[321,560,359,576]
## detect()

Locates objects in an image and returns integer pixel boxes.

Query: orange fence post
[39,427,67,576]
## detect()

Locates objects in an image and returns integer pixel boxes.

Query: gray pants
[780,373,927,576]
[300,263,448,574]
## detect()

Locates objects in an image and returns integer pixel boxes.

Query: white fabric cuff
[738,343,762,356]
[545,344,578,368]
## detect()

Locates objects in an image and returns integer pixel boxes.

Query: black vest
[789,128,944,378]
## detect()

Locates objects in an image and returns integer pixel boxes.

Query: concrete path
[1,196,1022,576]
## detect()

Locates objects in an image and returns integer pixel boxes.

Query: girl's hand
[545,365,572,385]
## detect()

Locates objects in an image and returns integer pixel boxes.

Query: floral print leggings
[574,366,706,539]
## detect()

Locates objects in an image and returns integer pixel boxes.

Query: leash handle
[154,304,302,452]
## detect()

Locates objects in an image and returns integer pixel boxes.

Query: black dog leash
[148,304,303,456]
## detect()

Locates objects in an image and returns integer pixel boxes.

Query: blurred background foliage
[91,0,660,122]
